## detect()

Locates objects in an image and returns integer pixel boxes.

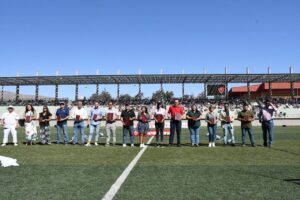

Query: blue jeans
[56,122,68,144]
[88,124,100,143]
[223,124,235,144]
[123,126,134,145]
[262,120,274,146]
[169,120,182,145]
[73,121,85,145]
[208,124,217,142]
[241,127,255,145]
[189,126,200,145]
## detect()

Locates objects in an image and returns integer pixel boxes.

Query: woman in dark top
[39,106,52,145]
[186,104,202,147]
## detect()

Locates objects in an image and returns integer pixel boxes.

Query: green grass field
[0,126,299,200]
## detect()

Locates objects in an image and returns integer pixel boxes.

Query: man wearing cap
[55,102,69,145]
[1,105,19,146]
[121,103,136,147]
[258,100,277,147]
[238,103,255,147]
[220,103,236,146]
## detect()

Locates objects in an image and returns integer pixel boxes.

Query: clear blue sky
[0,0,299,99]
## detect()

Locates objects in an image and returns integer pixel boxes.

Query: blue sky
[0,0,299,99]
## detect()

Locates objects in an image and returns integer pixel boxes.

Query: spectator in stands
[153,102,167,147]
[39,106,52,145]
[186,104,202,147]
[24,104,38,145]
[86,101,104,147]
[56,102,69,145]
[258,100,277,148]
[105,101,118,147]
[238,103,255,147]
[121,104,136,147]
[137,106,151,148]
[71,101,88,145]
[168,99,184,147]
[205,105,219,148]
[1,105,19,147]
[220,103,236,147]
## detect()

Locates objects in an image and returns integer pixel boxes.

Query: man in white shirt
[1,105,19,147]
[71,101,88,145]
[105,101,119,146]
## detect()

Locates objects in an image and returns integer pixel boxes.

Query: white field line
[102,136,154,200]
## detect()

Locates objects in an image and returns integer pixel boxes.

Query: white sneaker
[208,143,212,148]
[212,143,216,147]
[131,144,135,147]
[123,144,127,147]
[14,143,18,146]
[94,143,98,146]
[85,143,91,147]
[140,144,143,148]
[1,143,6,147]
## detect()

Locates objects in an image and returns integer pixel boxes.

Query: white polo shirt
[1,112,19,128]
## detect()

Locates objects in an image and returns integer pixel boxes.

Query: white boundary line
[102,136,154,200]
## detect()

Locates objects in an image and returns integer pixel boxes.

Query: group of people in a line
[0,99,277,148]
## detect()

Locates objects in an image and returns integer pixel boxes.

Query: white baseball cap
[8,105,14,109]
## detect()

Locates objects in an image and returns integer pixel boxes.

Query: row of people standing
[0,100,276,148]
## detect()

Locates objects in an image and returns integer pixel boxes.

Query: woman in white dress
[24,104,38,145]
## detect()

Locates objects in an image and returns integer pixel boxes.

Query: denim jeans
[262,120,274,146]
[208,124,217,142]
[169,120,182,145]
[189,126,200,145]
[73,121,85,145]
[223,124,235,144]
[123,126,134,145]
[88,124,101,143]
[241,127,255,145]
[56,122,68,144]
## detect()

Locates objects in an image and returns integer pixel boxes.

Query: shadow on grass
[284,179,300,185]
[270,147,300,156]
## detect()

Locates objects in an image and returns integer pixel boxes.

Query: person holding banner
[24,104,38,146]
[186,104,202,147]
[86,101,104,147]
[168,99,184,147]
[71,101,88,145]
[238,103,255,147]
[1,105,19,147]
[220,103,236,147]
[105,101,118,147]
[153,102,167,147]
[137,106,151,148]
[121,104,136,147]
[206,105,219,148]
[55,102,69,145]
[38,106,52,145]
[258,100,277,148]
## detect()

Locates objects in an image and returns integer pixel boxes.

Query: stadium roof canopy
[0,73,299,86]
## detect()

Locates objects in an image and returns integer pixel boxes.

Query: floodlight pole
[15,84,20,102]
[96,84,99,96]
[1,85,3,102]
[290,67,295,99]
[55,83,59,103]
[268,67,272,98]
[246,67,251,100]
[225,67,228,100]
[35,72,39,102]
[117,83,120,102]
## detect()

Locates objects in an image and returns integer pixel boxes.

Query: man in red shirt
[168,99,184,147]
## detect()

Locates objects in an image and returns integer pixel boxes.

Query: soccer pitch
[0,126,299,200]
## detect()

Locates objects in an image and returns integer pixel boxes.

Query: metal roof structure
[0,73,299,86]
